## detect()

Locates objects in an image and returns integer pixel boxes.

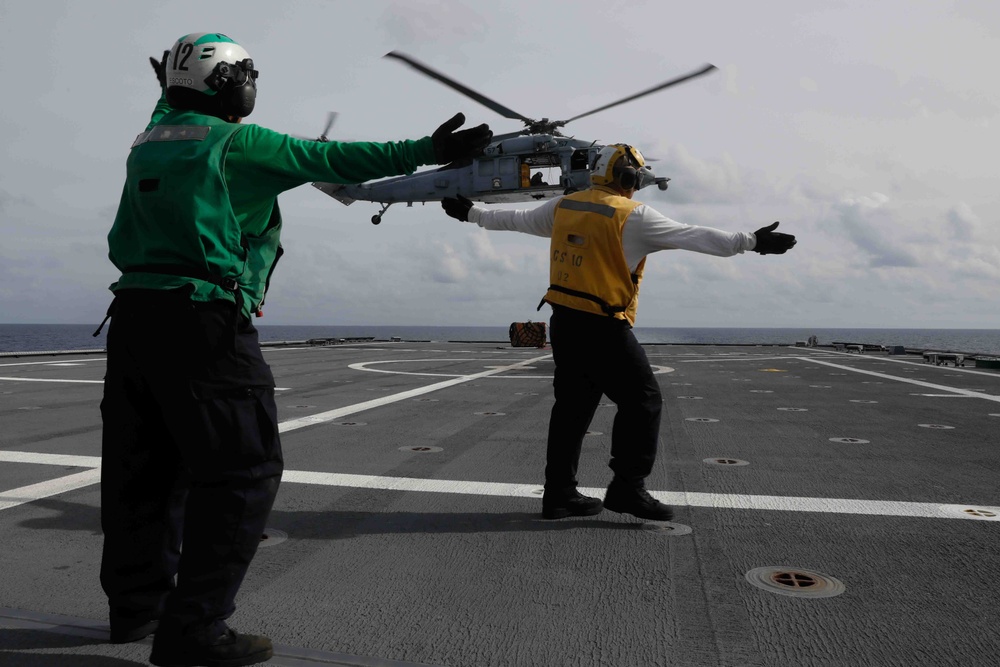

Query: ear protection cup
[618,166,637,190]
[204,58,257,117]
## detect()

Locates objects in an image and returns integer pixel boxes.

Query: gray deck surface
[2,341,999,666]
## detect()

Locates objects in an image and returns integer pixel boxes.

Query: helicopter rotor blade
[384,51,534,124]
[320,112,338,141]
[560,63,718,125]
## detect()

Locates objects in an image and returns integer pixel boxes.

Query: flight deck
[1,341,999,666]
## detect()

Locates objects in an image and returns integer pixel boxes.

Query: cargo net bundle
[509,321,547,348]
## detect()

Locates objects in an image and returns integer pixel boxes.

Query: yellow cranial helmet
[590,143,646,188]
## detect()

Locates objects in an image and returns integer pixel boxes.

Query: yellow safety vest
[541,187,646,326]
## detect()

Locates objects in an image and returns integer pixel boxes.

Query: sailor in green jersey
[99,33,492,667]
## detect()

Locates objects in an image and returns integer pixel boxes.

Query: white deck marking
[795,357,1000,403]
[798,348,1000,378]
[2,450,998,522]
[0,469,102,512]
[0,358,106,368]
[0,377,103,384]
[279,354,552,433]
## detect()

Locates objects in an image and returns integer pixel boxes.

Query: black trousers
[544,305,663,496]
[99,289,283,634]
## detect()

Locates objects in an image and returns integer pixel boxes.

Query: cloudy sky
[1,0,997,328]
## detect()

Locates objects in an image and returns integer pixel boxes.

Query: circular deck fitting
[777,407,808,412]
[670,382,692,386]
[641,522,692,536]
[288,404,316,409]
[809,385,832,389]
[474,411,506,416]
[331,421,366,427]
[749,390,774,394]
[514,392,539,396]
[258,528,288,548]
[759,368,787,373]
[399,446,443,453]
[918,424,955,430]
[585,431,603,436]
[745,567,845,598]
[731,378,752,382]
[849,400,878,404]
[828,373,847,376]
[829,437,870,444]
[686,418,720,423]
[939,506,1000,521]
[413,398,439,402]
[703,458,749,466]
[861,381,884,385]
[676,396,703,400]
[599,402,614,408]
[18,406,41,410]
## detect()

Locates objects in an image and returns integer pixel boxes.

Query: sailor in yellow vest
[441,143,795,521]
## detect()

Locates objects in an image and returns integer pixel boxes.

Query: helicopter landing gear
[371,202,392,225]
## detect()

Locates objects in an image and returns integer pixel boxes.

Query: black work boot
[149,623,273,667]
[542,489,604,520]
[603,482,673,521]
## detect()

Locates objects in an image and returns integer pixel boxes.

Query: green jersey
[108,97,435,320]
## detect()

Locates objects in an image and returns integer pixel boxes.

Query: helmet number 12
[173,42,194,71]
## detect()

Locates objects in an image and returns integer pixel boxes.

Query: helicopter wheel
[371,215,382,225]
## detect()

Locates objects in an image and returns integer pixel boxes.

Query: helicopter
[311,52,717,225]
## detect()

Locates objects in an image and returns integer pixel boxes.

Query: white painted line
[2,450,998,522]
[279,354,552,433]
[278,472,1000,522]
[0,452,101,467]
[795,358,1000,403]
[0,469,102,512]
[0,377,103,384]
[678,355,802,364]
[798,348,1000,378]
[0,359,106,368]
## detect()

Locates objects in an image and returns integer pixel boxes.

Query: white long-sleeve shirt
[467,195,756,272]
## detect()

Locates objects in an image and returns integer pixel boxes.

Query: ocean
[2,323,999,357]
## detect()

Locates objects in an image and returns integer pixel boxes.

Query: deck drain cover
[686,418,720,423]
[414,398,439,402]
[258,528,287,548]
[850,400,878,404]
[777,407,808,412]
[677,396,703,400]
[641,522,692,535]
[749,390,773,394]
[919,424,955,429]
[703,458,749,466]
[399,446,443,453]
[475,411,506,416]
[289,404,315,408]
[332,421,366,427]
[745,567,845,598]
[830,437,870,444]
[809,385,832,389]
[514,392,539,396]
[585,431,603,436]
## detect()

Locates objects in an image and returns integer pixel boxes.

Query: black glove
[752,221,796,255]
[441,194,474,222]
[149,50,169,89]
[432,113,492,164]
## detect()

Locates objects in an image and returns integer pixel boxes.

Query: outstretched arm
[442,194,559,239]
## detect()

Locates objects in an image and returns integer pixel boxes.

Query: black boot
[542,489,604,520]
[603,481,673,521]
[149,623,273,667]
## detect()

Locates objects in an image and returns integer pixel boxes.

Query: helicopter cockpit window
[571,149,589,171]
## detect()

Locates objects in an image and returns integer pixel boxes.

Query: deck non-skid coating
[1,342,1000,666]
